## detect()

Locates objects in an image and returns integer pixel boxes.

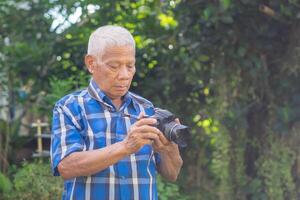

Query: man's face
[92,46,136,100]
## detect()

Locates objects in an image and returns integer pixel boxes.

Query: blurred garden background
[1,0,300,199]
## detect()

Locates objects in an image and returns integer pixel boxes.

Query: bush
[157,175,190,200]
[4,161,188,200]
[6,161,63,200]
[0,172,12,198]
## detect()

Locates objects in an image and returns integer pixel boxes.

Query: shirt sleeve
[51,105,85,176]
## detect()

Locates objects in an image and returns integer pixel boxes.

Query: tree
[0,0,59,173]
[1,0,300,199]
[168,0,300,199]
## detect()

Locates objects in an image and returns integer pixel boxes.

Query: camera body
[152,108,189,147]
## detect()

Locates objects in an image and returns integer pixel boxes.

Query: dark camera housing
[152,108,189,148]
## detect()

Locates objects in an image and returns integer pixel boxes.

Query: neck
[111,98,122,110]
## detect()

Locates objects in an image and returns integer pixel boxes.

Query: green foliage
[157,175,190,200]
[1,0,300,199]
[173,0,300,199]
[45,76,81,107]
[0,172,12,195]
[42,74,89,121]
[209,128,231,199]
[6,161,63,200]
[257,138,296,200]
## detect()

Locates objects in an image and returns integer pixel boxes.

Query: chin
[112,91,127,99]
[121,91,128,96]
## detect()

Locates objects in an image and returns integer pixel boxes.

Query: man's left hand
[152,118,180,154]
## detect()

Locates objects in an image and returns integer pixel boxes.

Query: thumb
[175,118,181,124]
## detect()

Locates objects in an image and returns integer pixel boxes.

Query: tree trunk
[2,71,13,174]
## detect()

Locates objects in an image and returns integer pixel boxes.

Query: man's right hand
[122,117,160,155]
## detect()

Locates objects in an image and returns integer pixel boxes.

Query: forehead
[101,46,135,62]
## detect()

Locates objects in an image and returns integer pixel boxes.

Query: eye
[107,62,120,70]
[127,64,135,69]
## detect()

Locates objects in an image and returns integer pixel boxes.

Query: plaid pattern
[51,79,160,200]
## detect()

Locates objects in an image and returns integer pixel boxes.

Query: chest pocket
[85,117,111,149]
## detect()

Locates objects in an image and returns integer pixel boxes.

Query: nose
[118,65,130,80]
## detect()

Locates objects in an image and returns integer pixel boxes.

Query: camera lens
[152,107,190,147]
[164,121,189,147]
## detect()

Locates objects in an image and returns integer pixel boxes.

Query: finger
[134,117,157,127]
[134,125,160,134]
[128,125,137,135]
[140,132,159,140]
[129,124,159,137]
[157,131,169,145]
[175,118,181,124]
[142,139,154,146]
[152,135,164,148]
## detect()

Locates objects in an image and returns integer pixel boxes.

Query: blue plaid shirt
[51,79,161,200]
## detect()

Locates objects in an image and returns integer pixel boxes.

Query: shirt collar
[87,79,132,111]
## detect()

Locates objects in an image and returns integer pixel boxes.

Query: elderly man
[51,25,183,200]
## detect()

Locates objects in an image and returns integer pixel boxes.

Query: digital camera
[152,108,189,147]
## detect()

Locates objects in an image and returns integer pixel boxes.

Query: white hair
[87,25,135,59]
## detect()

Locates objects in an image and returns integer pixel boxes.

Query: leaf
[222,0,231,10]
[199,55,210,62]
[0,172,12,193]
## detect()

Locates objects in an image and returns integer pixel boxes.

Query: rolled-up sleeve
[50,105,84,176]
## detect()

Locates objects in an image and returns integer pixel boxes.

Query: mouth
[115,85,127,88]
[114,85,128,90]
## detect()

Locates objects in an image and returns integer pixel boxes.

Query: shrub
[6,161,63,200]
[157,175,190,200]
[0,172,12,198]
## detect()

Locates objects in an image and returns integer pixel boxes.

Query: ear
[85,55,96,74]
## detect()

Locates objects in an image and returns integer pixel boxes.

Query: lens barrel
[152,108,189,147]
[163,121,188,147]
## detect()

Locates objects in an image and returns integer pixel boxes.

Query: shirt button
[120,176,125,179]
